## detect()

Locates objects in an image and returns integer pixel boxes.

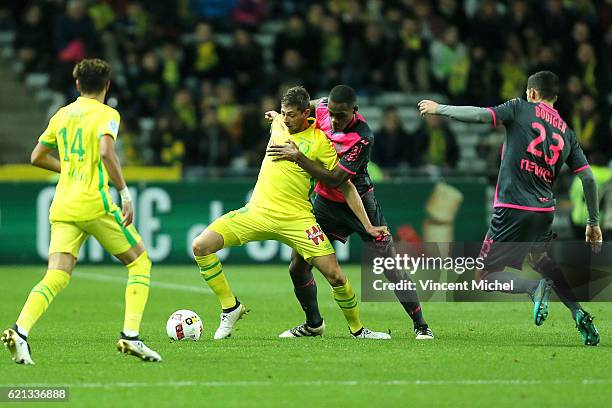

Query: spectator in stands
[396,17,430,92]
[116,1,152,52]
[186,23,224,80]
[227,28,264,101]
[14,5,50,75]
[54,0,99,56]
[117,120,144,166]
[200,106,230,167]
[152,114,186,166]
[498,49,526,101]
[273,14,320,72]
[132,51,164,117]
[317,16,344,90]
[4,0,610,173]
[412,115,459,169]
[51,0,99,93]
[469,0,502,56]
[372,107,411,168]
[572,93,604,156]
[276,49,313,91]
[465,46,500,107]
[429,25,468,98]
[572,43,599,95]
[215,81,243,145]
[160,42,182,91]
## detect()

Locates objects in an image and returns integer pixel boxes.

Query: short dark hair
[73,58,111,94]
[281,85,310,111]
[527,71,559,101]
[329,84,356,106]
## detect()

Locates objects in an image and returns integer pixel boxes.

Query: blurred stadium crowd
[1,0,611,175]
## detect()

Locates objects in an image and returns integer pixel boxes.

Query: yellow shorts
[208,206,335,261]
[49,210,142,258]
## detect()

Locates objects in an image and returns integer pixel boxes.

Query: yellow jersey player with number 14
[2,58,161,364]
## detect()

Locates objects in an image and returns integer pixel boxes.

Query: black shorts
[313,191,388,243]
[480,207,554,271]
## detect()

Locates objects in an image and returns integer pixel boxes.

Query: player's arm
[339,180,389,238]
[100,135,134,226]
[30,143,61,173]
[418,100,493,123]
[309,98,323,113]
[577,167,602,253]
[266,139,349,188]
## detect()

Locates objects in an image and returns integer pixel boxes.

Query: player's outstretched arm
[339,180,389,238]
[100,134,133,226]
[30,143,61,173]
[578,167,602,253]
[418,100,493,124]
[309,98,323,113]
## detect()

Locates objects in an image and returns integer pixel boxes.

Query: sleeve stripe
[337,162,357,175]
[486,107,497,128]
[39,141,57,149]
[573,165,590,174]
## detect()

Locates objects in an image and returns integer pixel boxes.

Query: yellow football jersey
[249,115,339,214]
[39,97,120,221]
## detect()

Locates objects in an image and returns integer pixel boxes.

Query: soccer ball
[166,309,203,341]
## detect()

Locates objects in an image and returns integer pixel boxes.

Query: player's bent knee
[192,230,223,256]
[324,267,346,287]
[289,257,311,278]
[48,252,76,276]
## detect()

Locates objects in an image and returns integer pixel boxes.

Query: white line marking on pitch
[73,272,211,294]
[3,379,611,389]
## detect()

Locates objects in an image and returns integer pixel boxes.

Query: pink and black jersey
[488,98,589,212]
[314,98,374,202]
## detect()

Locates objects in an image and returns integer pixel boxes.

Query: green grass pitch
[1,264,611,407]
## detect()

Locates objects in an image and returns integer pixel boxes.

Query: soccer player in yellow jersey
[192,86,391,339]
[1,59,161,364]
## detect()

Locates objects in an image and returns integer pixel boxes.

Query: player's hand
[417,100,439,116]
[266,139,300,162]
[585,224,602,254]
[366,225,390,238]
[264,110,279,123]
[122,199,134,227]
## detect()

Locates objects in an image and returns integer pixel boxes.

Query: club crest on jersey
[306,225,325,245]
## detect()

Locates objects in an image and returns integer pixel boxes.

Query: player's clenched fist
[585,225,603,254]
[264,110,279,123]
[417,100,439,116]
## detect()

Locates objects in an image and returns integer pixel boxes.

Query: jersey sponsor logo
[344,140,367,163]
[520,159,553,183]
[305,225,325,245]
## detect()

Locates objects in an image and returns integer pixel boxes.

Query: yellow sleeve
[98,109,121,140]
[315,130,339,171]
[38,114,58,149]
